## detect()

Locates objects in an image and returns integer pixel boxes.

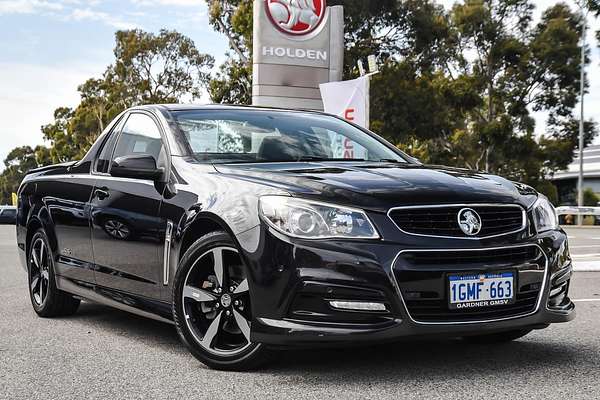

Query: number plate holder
[448,271,516,310]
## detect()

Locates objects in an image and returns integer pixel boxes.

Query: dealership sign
[265,0,327,36]
[252,0,344,110]
[262,46,327,61]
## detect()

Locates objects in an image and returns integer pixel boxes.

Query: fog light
[329,300,386,312]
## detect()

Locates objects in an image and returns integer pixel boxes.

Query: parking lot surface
[1,226,599,399]
[564,226,600,270]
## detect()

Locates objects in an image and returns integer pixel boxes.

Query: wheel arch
[177,212,240,263]
[25,207,57,261]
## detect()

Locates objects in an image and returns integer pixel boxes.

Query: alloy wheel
[182,246,252,356]
[30,238,50,306]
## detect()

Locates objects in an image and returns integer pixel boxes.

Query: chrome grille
[392,245,546,323]
[388,204,525,239]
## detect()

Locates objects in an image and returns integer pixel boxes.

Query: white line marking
[572,253,600,258]
[572,299,600,303]
[570,245,600,249]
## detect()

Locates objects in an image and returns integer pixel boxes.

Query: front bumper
[237,225,575,347]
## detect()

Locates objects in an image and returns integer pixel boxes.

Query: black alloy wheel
[173,231,272,370]
[28,229,80,317]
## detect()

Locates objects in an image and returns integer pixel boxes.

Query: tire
[28,229,80,317]
[463,329,532,344]
[172,231,273,371]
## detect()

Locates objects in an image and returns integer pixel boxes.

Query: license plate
[448,272,515,310]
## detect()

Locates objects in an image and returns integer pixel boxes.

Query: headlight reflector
[532,196,558,233]
[259,196,379,239]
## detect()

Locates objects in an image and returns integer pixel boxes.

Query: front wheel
[172,231,273,370]
[463,329,532,344]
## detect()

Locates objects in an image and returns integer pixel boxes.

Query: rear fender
[26,201,58,259]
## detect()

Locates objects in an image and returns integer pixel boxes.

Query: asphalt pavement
[1,225,599,400]
[563,226,600,271]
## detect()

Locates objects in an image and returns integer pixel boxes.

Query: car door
[39,165,96,284]
[90,111,168,300]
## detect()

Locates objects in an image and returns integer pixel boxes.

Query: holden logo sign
[266,0,327,36]
[457,208,482,236]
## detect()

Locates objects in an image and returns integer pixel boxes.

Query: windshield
[172,110,407,164]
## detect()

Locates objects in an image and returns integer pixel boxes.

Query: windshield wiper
[377,158,405,163]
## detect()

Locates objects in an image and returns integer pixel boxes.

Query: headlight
[259,196,379,239]
[532,196,558,233]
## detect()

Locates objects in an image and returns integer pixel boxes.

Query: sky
[0,0,599,170]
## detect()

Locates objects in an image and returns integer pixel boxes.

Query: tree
[0,146,50,204]
[205,1,455,100]
[110,29,214,105]
[207,0,253,63]
[583,187,600,206]
[395,1,597,200]
[367,1,597,192]
[330,0,456,76]
[206,0,253,104]
[209,58,252,104]
[436,1,591,173]
[41,29,214,164]
[370,63,481,145]
[41,107,76,164]
[204,1,596,197]
[437,1,597,199]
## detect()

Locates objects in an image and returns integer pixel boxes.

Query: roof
[135,103,325,114]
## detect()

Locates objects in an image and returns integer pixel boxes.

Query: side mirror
[110,154,164,181]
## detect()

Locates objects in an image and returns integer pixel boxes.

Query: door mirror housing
[110,154,164,181]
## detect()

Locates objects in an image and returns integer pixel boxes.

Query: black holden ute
[16,105,575,370]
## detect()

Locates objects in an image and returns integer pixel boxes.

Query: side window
[111,113,165,167]
[95,116,127,174]
[95,132,119,174]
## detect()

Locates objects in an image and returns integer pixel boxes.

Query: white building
[552,145,600,204]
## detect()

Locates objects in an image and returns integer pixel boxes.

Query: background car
[0,206,17,224]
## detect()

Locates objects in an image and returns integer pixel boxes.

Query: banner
[319,75,370,159]
[319,75,370,129]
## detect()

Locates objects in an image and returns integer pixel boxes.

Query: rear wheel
[28,229,80,317]
[463,329,532,344]
[172,231,273,370]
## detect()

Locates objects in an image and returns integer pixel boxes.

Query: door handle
[94,187,110,200]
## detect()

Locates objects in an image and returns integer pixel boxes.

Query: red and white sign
[319,76,369,129]
[266,0,326,36]
[320,76,370,158]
